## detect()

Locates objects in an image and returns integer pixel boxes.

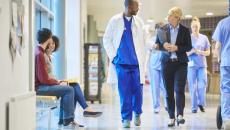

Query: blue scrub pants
[115,64,143,121]
[187,67,207,111]
[149,68,167,110]
[220,66,230,121]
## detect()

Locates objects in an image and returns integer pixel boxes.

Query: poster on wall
[9,0,25,63]
[0,2,2,15]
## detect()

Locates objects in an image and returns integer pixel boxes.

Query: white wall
[0,0,35,129]
[65,0,81,81]
[87,15,100,43]
[80,0,88,83]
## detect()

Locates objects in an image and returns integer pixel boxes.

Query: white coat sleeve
[103,18,116,61]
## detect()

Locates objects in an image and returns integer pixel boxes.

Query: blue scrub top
[112,16,138,66]
[149,36,162,70]
[150,50,162,70]
[212,16,230,67]
[188,34,210,67]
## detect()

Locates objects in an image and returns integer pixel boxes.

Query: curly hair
[51,35,60,52]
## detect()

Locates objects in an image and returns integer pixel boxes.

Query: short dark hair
[124,0,135,7]
[37,28,52,44]
[52,35,60,52]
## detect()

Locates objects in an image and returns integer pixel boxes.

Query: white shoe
[62,121,83,129]
[154,108,160,113]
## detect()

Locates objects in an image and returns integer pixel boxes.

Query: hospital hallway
[36,85,220,130]
[1,0,230,130]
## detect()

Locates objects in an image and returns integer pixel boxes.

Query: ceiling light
[185,15,192,18]
[164,17,167,21]
[147,19,154,23]
[206,12,214,16]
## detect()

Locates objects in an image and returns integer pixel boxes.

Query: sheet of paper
[12,2,18,27]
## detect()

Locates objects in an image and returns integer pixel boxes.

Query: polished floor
[36,85,221,130]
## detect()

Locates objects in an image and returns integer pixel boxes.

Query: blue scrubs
[113,16,143,121]
[149,47,167,110]
[212,16,230,121]
[187,34,210,111]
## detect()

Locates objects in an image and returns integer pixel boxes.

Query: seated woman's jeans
[72,83,88,109]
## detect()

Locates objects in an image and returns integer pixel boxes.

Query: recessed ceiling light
[164,17,167,21]
[147,19,154,23]
[206,12,214,16]
[185,15,192,18]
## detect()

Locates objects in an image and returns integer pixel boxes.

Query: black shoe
[198,105,205,112]
[177,115,185,126]
[63,118,74,126]
[168,119,175,127]
[192,110,197,113]
[83,111,102,117]
[58,119,63,125]
[165,107,168,111]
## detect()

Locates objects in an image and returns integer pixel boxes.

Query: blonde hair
[191,16,201,28]
[168,7,182,19]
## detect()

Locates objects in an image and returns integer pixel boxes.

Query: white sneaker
[154,108,160,113]
[62,121,82,129]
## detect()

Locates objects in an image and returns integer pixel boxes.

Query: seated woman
[45,35,102,126]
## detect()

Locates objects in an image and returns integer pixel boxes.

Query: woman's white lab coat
[103,13,150,84]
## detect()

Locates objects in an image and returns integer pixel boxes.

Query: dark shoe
[198,105,205,112]
[165,107,168,111]
[83,111,102,117]
[192,110,197,113]
[177,115,185,126]
[168,119,175,127]
[63,118,73,126]
[58,119,63,128]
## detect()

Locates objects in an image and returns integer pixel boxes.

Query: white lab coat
[103,13,150,84]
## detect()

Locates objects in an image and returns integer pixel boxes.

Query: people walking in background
[212,15,230,129]
[103,0,146,128]
[156,7,192,127]
[147,22,167,114]
[187,17,210,113]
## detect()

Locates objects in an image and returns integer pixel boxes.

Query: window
[35,0,54,33]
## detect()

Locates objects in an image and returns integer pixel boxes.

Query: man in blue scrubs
[103,0,146,128]
[212,14,230,129]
